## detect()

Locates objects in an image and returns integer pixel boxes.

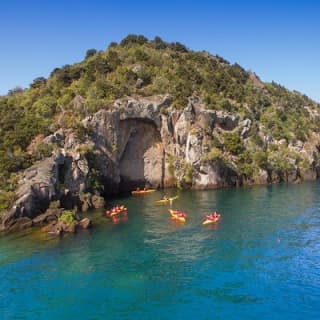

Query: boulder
[91,195,105,209]
[216,112,239,130]
[32,208,63,226]
[8,217,33,231]
[78,218,92,229]
[81,199,90,212]
[42,220,76,234]
[78,193,105,212]
[43,129,65,146]
[198,110,217,131]
[61,221,77,233]
[42,221,60,234]
[136,78,144,88]
[240,118,252,138]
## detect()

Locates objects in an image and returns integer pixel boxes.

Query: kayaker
[136,187,140,192]
[163,194,169,200]
[177,212,186,217]
[213,211,220,218]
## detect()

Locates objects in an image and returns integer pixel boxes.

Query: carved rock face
[118,119,163,191]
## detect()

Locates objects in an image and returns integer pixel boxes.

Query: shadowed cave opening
[118,119,164,192]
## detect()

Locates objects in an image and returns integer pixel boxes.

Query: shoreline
[2,178,319,237]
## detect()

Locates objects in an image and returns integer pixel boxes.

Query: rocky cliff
[2,94,320,230]
[1,35,320,231]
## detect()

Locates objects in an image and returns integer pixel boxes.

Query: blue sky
[1,0,319,101]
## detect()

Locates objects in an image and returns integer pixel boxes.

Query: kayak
[155,196,179,204]
[105,205,127,218]
[202,214,220,225]
[131,189,156,195]
[168,209,187,223]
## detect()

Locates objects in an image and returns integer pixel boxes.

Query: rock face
[78,194,105,212]
[194,161,238,189]
[2,157,59,229]
[32,208,63,226]
[7,217,33,231]
[2,94,320,230]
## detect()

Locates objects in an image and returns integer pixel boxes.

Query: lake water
[1,182,320,319]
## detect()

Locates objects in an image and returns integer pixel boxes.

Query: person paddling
[205,211,220,220]
[213,211,220,218]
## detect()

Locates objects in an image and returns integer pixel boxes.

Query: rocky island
[1,35,320,232]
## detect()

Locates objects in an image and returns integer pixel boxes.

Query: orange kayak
[168,209,187,223]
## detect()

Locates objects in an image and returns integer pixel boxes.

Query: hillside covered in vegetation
[1,34,320,217]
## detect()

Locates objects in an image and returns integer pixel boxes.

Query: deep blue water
[1,182,320,319]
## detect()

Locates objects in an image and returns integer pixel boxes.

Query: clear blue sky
[1,0,319,101]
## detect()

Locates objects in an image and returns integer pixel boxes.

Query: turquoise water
[1,182,320,319]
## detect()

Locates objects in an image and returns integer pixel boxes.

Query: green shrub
[0,191,16,212]
[120,34,148,46]
[222,132,244,155]
[32,142,53,161]
[59,210,77,225]
[49,200,61,209]
[253,150,269,170]
[85,49,97,59]
[238,162,255,178]
[184,164,194,184]
[237,151,255,178]
[203,147,223,161]
[166,155,177,177]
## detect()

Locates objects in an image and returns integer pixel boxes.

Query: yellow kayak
[131,189,156,195]
[168,209,187,223]
[155,196,179,204]
[202,217,220,225]
[202,214,221,225]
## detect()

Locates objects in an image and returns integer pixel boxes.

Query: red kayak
[105,205,127,218]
